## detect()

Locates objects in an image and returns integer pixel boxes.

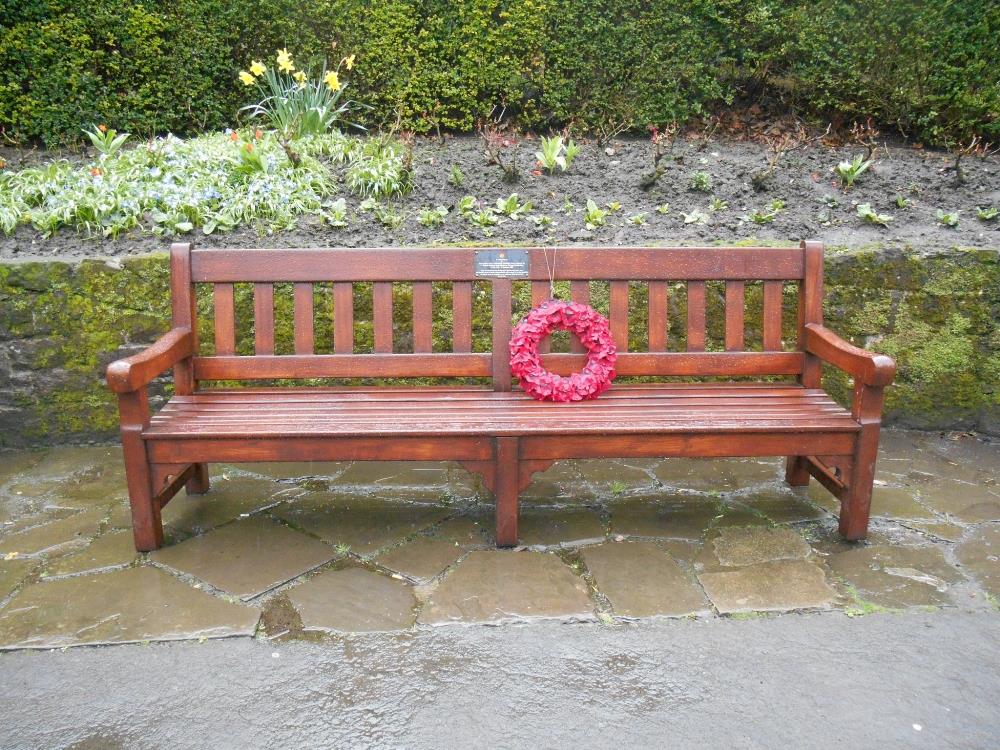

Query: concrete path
[1,610,997,749]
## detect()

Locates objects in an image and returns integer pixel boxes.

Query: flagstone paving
[151,517,340,600]
[0,429,996,648]
[0,567,259,649]
[418,550,594,624]
[288,567,418,632]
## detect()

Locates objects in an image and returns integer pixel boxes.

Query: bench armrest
[804,323,896,387]
[106,327,194,393]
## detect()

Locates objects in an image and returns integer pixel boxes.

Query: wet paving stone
[0,567,259,649]
[710,526,812,568]
[518,507,606,547]
[418,550,594,624]
[868,486,936,520]
[0,558,37,600]
[575,460,658,494]
[711,503,770,530]
[151,517,339,600]
[653,457,780,492]
[272,493,451,555]
[826,544,963,608]
[376,538,467,582]
[330,461,454,500]
[582,542,709,617]
[609,496,721,540]
[426,514,493,545]
[698,560,837,614]
[43,530,137,578]
[0,507,105,557]
[520,460,592,503]
[161,476,292,540]
[916,480,1000,522]
[742,490,828,524]
[955,525,1000,598]
[226,461,349,481]
[288,567,417,632]
[2,447,124,502]
[904,520,968,543]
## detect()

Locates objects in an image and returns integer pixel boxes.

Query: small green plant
[627,213,647,225]
[535,135,580,174]
[83,124,129,156]
[532,214,555,228]
[609,480,628,496]
[344,137,412,198]
[495,193,532,219]
[373,204,404,229]
[977,206,998,221]
[457,195,477,217]
[562,197,574,214]
[894,195,910,209]
[708,196,728,212]
[689,171,712,192]
[469,208,500,235]
[358,197,377,212]
[655,203,670,214]
[834,154,872,189]
[823,195,840,208]
[232,140,269,176]
[606,201,622,212]
[769,198,786,212]
[417,205,449,227]
[936,209,960,227]
[448,165,465,188]
[583,198,608,230]
[683,208,710,225]
[856,203,893,226]
[749,208,775,224]
[319,197,348,227]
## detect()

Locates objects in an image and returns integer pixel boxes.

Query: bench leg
[121,428,164,552]
[839,426,880,540]
[785,456,810,486]
[494,437,519,547]
[185,463,210,495]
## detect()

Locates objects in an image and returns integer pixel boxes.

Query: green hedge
[1,1,997,146]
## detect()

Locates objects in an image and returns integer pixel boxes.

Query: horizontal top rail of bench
[188,246,806,282]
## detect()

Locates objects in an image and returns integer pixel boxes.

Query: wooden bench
[106,241,895,551]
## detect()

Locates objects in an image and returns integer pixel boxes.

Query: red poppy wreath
[509,300,618,402]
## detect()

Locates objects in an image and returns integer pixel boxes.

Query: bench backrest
[170,242,824,392]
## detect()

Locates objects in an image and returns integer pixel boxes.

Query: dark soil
[2,135,999,260]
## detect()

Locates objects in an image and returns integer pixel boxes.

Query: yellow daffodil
[323,70,341,91]
[344,54,356,70]
[293,70,307,83]
[276,48,294,73]
[239,71,255,86]
[249,60,266,77]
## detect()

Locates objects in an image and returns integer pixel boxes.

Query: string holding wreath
[509,299,618,402]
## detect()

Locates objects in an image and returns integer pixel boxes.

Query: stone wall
[1,245,997,447]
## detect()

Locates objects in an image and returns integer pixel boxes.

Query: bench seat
[146,384,860,438]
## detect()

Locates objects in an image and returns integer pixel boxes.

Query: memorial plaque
[474,249,530,279]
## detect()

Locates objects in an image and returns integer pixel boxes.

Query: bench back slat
[333,282,353,354]
[451,282,473,353]
[373,282,393,354]
[686,281,706,352]
[172,243,823,388]
[213,282,236,356]
[253,283,275,355]
[189,246,804,282]
[724,280,745,351]
[293,283,314,355]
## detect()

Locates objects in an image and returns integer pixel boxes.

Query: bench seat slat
[144,384,858,439]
